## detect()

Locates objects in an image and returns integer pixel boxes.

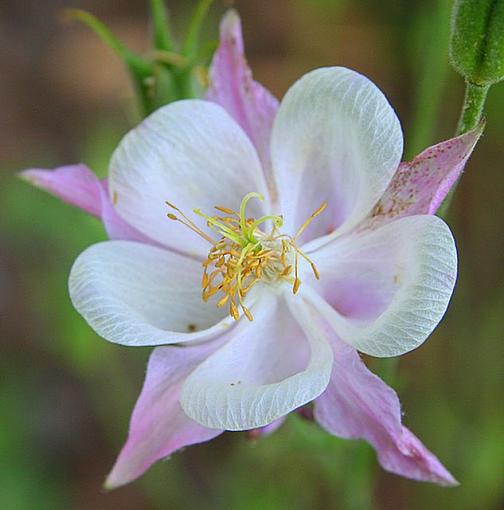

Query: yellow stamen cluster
[166,193,326,322]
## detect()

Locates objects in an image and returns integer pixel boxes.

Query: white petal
[180,292,333,430]
[271,67,403,243]
[304,215,457,357]
[69,241,234,346]
[109,100,269,257]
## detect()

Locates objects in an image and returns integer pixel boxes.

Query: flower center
[166,192,326,321]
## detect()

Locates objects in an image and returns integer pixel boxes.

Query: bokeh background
[1,1,503,509]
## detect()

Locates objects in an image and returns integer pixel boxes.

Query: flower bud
[450,0,504,85]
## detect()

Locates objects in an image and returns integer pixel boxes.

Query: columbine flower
[21,10,483,489]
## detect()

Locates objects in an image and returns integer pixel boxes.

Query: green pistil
[239,192,263,240]
[239,192,283,245]
[246,215,283,239]
[194,192,283,253]
[193,209,243,245]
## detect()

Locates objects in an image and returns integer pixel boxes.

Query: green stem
[456,81,490,135]
[374,357,400,386]
[341,443,376,510]
[438,81,489,217]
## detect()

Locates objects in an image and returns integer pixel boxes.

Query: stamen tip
[230,301,240,321]
[243,306,253,321]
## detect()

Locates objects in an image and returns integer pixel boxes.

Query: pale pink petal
[109,100,269,257]
[98,180,154,244]
[69,240,233,347]
[20,164,102,217]
[207,9,279,197]
[20,164,151,244]
[271,67,403,242]
[180,292,333,430]
[314,322,457,486]
[105,342,224,489]
[304,215,457,357]
[370,124,483,224]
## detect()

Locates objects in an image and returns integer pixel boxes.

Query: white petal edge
[180,291,333,430]
[69,241,235,346]
[271,67,403,241]
[304,215,458,357]
[109,100,270,257]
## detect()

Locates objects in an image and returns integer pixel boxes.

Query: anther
[294,201,328,240]
[167,194,326,322]
[230,301,240,320]
[242,305,253,322]
[214,205,237,215]
[217,294,229,308]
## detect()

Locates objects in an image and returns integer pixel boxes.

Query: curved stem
[438,81,489,217]
[456,81,490,136]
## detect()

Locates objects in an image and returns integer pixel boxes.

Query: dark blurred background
[0,1,503,509]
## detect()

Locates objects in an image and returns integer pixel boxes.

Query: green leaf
[182,0,214,58]
[64,9,152,77]
[64,9,156,116]
[149,0,175,52]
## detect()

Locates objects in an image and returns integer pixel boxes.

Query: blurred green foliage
[0,1,502,509]
[66,0,215,117]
